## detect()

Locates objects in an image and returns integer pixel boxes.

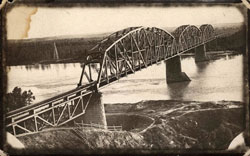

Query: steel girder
[78,26,176,89]
[6,86,94,137]
[78,25,215,89]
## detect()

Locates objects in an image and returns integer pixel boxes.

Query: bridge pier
[165,56,190,83]
[195,44,209,62]
[81,92,107,129]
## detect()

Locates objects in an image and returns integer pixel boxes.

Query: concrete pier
[195,44,208,62]
[81,92,107,129]
[165,56,190,83]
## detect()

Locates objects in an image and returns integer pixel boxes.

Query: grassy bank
[7,100,244,154]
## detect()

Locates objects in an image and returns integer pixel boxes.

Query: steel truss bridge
[6,24,217,137]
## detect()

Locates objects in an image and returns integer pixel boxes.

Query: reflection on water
[167,81,190,100]
[101,54,243,103]
[25,64,52,71]
[7,54,243,104]
[7,63,83,102]
[195,62,209,74]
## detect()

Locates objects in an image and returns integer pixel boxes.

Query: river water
[7,54,243,104]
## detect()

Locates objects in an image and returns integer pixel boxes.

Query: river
[7,54,243,104]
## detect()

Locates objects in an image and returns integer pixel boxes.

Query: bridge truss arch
[79,26,177,89]
[200,24,215,42]
[172,25,189,40]
[177,25,202,52]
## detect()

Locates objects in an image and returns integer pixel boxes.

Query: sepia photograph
[1,1,249,155]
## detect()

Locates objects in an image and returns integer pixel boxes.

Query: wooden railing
[74,122,122,131]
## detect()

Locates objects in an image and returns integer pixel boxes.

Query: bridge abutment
[195,44,209,62]
[81,92,107,129]
[165,56,191,83]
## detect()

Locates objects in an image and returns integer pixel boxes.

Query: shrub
[6,87,35,112]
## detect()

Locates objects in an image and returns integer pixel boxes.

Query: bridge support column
[195,44,209,62]
[166,56,190,83]
[81,92,107,129]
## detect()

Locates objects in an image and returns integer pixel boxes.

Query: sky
[7,5,244,40]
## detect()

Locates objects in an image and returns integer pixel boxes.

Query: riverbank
[9,100,245,154]
[105,100,244,150]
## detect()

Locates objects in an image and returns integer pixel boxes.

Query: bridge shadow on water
[167,81,190,100]
[166,55,220,100]
[195,61,210,75]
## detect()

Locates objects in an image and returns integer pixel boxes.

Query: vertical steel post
[34,115,38,132]
[131,34,134,70]
[52,104,55,125]
[68,101,71,119]
[115,45,119,79]
[105,57,109,83]
[12,118,16,136]
[88,64,92,81]
[78,64,86,87]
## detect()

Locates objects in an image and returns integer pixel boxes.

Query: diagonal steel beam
[131,35,147,68]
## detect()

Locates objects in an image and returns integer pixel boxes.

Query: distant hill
[5,23,246,66]
[6,35,104,66]
[8,32,111,43]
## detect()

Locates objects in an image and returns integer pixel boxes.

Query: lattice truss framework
[78,24,215,88]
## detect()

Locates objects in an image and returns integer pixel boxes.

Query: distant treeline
[6,25,246,66]
[6,37,102,66]
[206,25,246,53]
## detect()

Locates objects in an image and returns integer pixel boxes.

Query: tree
[6,87,35,112]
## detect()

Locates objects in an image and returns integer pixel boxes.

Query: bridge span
[6,24,217,137]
